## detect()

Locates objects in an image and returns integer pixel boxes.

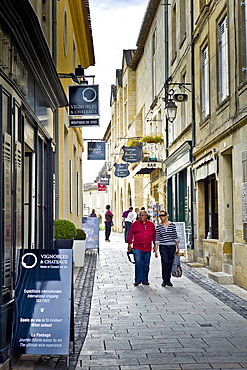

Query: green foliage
[74,228,86,240]
[54,219,77,239]
[141,134,164,143]
[126,139,142,147]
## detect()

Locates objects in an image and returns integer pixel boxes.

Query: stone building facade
[192,0,247,288]
[105,0,247,289]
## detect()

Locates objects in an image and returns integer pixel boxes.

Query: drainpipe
[164,3,169,158]
[190,0,195,152]
[52,0,59,220]
[52,0,57,66]
[190,0,195,249]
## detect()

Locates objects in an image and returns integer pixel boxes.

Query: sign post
[11,249,73,356]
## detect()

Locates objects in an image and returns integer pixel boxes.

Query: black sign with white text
[100,174,110,185]
[114,163,130,177]
[122,145,142,163]
[69,118,99,127]
[87,142,105,160]
[11,249,72,355]
[68,85,99,116]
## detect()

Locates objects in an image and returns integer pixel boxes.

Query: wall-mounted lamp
[165,100,177,123]
[163,88,177,122]
[163,81,191,123]
[58,65,95,85]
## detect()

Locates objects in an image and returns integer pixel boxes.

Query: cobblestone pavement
[182,264,247,320]
[76,232,247,370]
[9,232,247,369]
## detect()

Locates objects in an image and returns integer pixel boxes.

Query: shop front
[164,141,193,249]
[0,1,67,362]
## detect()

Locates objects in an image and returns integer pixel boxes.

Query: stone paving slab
[7,232,247,369]
[76,232,247,370]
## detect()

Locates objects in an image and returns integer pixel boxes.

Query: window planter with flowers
[141,134,163,162]
[141,134,164,144]
[126,139,142,147]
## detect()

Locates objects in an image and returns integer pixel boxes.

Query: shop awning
[131,161,162,177]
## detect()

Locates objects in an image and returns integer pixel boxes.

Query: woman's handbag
[172,255,182,277]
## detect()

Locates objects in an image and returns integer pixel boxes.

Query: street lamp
[165,100,177,123]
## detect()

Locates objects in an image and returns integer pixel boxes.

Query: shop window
[205,175,218,239]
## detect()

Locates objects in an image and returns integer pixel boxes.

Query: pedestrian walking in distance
[135,207,140,220]
[89,209,97,217]
[127,210,157,286]
[155,211,180,287]
[123,206,135,242]
[105,205,113,242]
[141,206,150,220]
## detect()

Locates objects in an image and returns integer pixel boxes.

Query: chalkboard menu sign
[11,249,72,355]
[173,222,187,250]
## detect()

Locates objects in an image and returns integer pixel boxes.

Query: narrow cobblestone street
[10,231,247,369]
[76,232,247,370]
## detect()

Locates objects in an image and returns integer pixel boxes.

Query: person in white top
[124,207,135,242]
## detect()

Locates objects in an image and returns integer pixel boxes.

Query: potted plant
[141,134,164,144]
[73,228,87,267]
[54,219,77,249]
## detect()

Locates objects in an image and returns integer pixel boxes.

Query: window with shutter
[202,45,209,118]
[218,16,229,102]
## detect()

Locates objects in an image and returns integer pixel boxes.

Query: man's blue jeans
[105,221,111,240]
[124,221,132,242]
[132,248,151,283]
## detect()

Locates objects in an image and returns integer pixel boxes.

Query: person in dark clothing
[123,206,135,242]
[135,207,140,220]
[155,211,180,287]
[141,207,150,220]
[105,205,113,242]
[90,209,97,217]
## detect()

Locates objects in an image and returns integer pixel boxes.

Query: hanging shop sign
[100,174,110,185]
[98,183,106,191]
[87,142,105,160]
[82,217,99,250]
[69,118,99,127]
[114,163,130,178]
[68,85,99,116]
[122,145,142,163]
[11,249,73,355]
